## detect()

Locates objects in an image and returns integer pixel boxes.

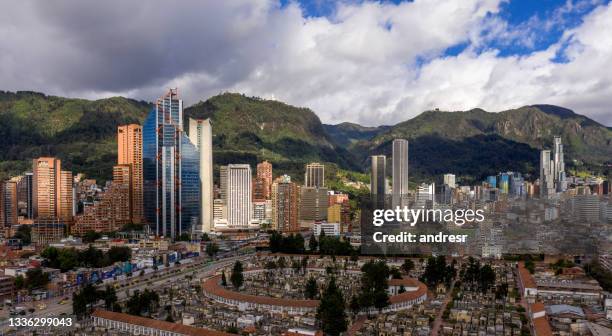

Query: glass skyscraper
[143,88,200,239]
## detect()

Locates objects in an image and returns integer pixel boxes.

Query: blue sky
[2,0,612,126]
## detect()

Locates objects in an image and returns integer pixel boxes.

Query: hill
[354,105,612,183]
[0,91,151,182]
[183,93,360,180]
[323,122,390,148]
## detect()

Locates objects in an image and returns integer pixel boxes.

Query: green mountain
[353,105,612,183]
[0,91,151,182]
[0,90,609,185]
[183,93,360,180]
[323,122,390,148]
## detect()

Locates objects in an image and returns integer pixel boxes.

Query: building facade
[392,139,409,208]
[143,89,200,238]
[118,124,144,224]
[188,118,214,233]
[226,164,251,228]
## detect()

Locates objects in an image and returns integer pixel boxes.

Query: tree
[177,233,189,241]
[221,271,227,287]
[230,261,244,289]
[83,230,102,243]
[350,295,361,316]
[14,275,25,290]
[358,260,390,311]
[108,246,131,263]
[13,225,31,245]
[277,256,286,269]
[309,234,318,253]
[390,267,402,279]
[72,284,100,319]
[25,268,49,290]
[401,258,414,274]
[103,285,117,310]
[305,277,318,299]
[316,277,347,336]
[398,285,406,294]
[206,242,219,259]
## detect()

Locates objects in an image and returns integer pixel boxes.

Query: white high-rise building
[305,163,325,188]
[392,139,409,208]
[540,150,555,198]
[553,136,566,192]
[370,155,386,196]
[443,174,456,188]
[415,183,435,209]
[227,164,252,228]
[188,118,214,233]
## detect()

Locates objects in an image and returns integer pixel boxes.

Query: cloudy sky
[1,0,611,126]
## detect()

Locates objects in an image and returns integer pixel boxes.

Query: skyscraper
[540,150,555,198]
[17,173,33,219]
[370,155,386,197]
[143,88,200,238]
[188,118,214,233]
[32,157,73,222]
[1,180,18,227]
[256,161,273,199]
[305,162,325,188]
[226,164,252,228]
[300,187,328,221]
[392,139,409,209]
[271,175,299,232]
[553,136,566,192]
[117,124,143,224]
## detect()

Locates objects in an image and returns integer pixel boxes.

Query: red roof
[518,262,537,289]
[92,309,234,336]
[530,302,546,314]
[533,316,553,336]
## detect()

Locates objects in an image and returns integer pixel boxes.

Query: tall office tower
[117,124,144,224]
[143,88,200,238]
[391,139,409,208]
[497,172,511,194]
[552,136,566,192]
[256,161,273,199]
[540,150,555,198]
[188,118,214,233]
[1,180,18,226]
[17,173,33,218]
[305,163,325,188]
[271,175,299,232]
[32,157,73,222]
[300,187,328,221]
[219,166,228,201]
[370,155,386,199]
[226,164,252,228]
[443,174,456,188]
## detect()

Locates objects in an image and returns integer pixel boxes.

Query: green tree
[177,233,190,241]
[206,242,219,259]
[108,246,131,263]
[221,271,227,287]
[103,285,117,310]
[14,275,24,290]
[309,234,318,253]
[350,295,361,316]
[13,225,31,245]
[305,277,318,299]
[231,261,244,289]
[24,268,49,290]
[316,277,347,336]
[83,231,102,243]
[401,258,414,274]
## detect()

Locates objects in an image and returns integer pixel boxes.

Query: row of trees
[14,268,49,292]
[72,284,119,318]
[460,257,496,292]
[41,245,131,272]
[420,256,456,287]
[269,232,305,254]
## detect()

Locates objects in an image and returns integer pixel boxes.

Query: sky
[1,0,611,126]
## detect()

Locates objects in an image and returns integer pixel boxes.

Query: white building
[443,174,456,188]
[227,164,252,228]
[313,222,340,236]
[188,118,214,233]
[392,139,409,208]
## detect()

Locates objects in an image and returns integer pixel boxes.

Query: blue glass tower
[143,88,200,239]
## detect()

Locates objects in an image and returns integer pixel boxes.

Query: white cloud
[0,0,610,126]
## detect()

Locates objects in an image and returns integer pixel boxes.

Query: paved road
[430,281,455,336]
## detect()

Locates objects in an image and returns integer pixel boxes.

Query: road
[430,280,455,336]
[0,253,250,334]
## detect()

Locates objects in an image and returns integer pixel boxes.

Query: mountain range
[0,90,610,185]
